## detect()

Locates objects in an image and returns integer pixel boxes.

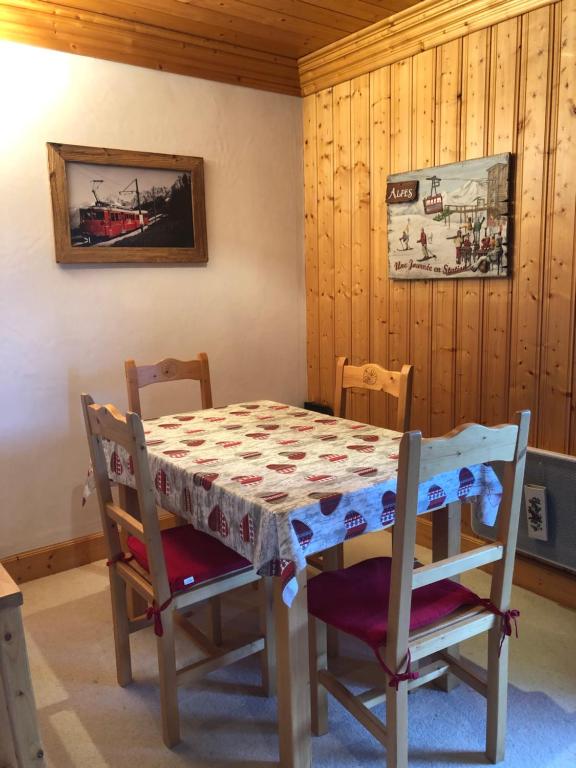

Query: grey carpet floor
[21,532,576,767]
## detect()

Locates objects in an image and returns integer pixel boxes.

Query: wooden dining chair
[333,356,413,432]
[308,357,414,580]
[81,393,274,749]
[125,353,213,416]
[124,353,218,624]
[307,410,530,767]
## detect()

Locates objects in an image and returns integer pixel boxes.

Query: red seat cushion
[127,525,252,594]
[307,556,480,650]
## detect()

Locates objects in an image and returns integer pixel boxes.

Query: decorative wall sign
[524,484,549,541]
[47,143,208,264]
[386,180,419,204]
[387,153,511,279]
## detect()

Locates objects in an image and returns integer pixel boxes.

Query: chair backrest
[333,356,413,432]
[81,393,171,607]
[387,410,530,670]
[124,353,213,417]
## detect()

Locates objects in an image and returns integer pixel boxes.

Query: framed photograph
[387,153,511,279]
[47,143,208,264]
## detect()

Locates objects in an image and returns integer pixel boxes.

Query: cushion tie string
[476,598,520,655]
[374,647,419,691]
[146,597,173,637]
[106,552,134,567]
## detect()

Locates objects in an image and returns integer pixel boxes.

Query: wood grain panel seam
[537,1,563,446]
[505,14,524,422]
[304,94,321,401]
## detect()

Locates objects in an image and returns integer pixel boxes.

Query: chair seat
[307,556,480,650]
[127,525,252,594]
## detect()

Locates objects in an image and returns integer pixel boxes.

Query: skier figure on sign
[473,216,485,245]
[417,227,434,260]
[462,233,472,267]
[399,227,410,250]
[454,229,463,264]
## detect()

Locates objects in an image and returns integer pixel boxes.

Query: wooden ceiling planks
[0,0,422,94]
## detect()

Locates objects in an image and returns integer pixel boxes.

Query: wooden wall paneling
[387,58,413,429]
[369,66,392,427]
[333,79,352,408]
[350,73,371,423]
[430,40,461,436]
[540,0,576,451]
[508,6,553,441]
[316,88,336,408]
[455,29,490,427]
[409,49,436,436]
[303,0,576,458]
[564,0,576,455]
[304,95,321,402]
[481,18,520,427]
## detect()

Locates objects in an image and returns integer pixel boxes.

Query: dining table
[88,399,503,768]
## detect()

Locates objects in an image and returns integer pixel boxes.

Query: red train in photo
[78,205,149,243]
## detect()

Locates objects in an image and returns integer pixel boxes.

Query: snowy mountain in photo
[445,179,488,206]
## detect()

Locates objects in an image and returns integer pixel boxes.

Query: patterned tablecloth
[85,401,502,605]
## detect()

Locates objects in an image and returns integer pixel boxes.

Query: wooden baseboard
[416,518,576,611]
[1,512,178,586]
[1,533,107,585]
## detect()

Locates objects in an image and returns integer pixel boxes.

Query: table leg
[274,569,312,768]
[432,501,461,692]
[0,680,18,767]
[0,603,45,766]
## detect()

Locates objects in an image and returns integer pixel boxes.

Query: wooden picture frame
[47,143,208,264]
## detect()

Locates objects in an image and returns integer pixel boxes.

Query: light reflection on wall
[0,41,71,149]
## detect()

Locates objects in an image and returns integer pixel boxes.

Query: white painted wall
[0,42,305,558]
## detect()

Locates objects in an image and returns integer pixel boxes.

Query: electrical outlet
[524,484,548,541]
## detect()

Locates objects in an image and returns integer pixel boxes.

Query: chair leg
[259,577,276,697]
[109,570,132,686]
[156,607,180,749]
[118,488,148,619]
[486,624,508,763]
[309,616,328,736]
[385,682,409,768]
[209,596,223,646]
[432,503,462,692]
[435,647,460,692]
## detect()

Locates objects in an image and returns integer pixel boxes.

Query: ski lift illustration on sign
[423,175,444,215]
